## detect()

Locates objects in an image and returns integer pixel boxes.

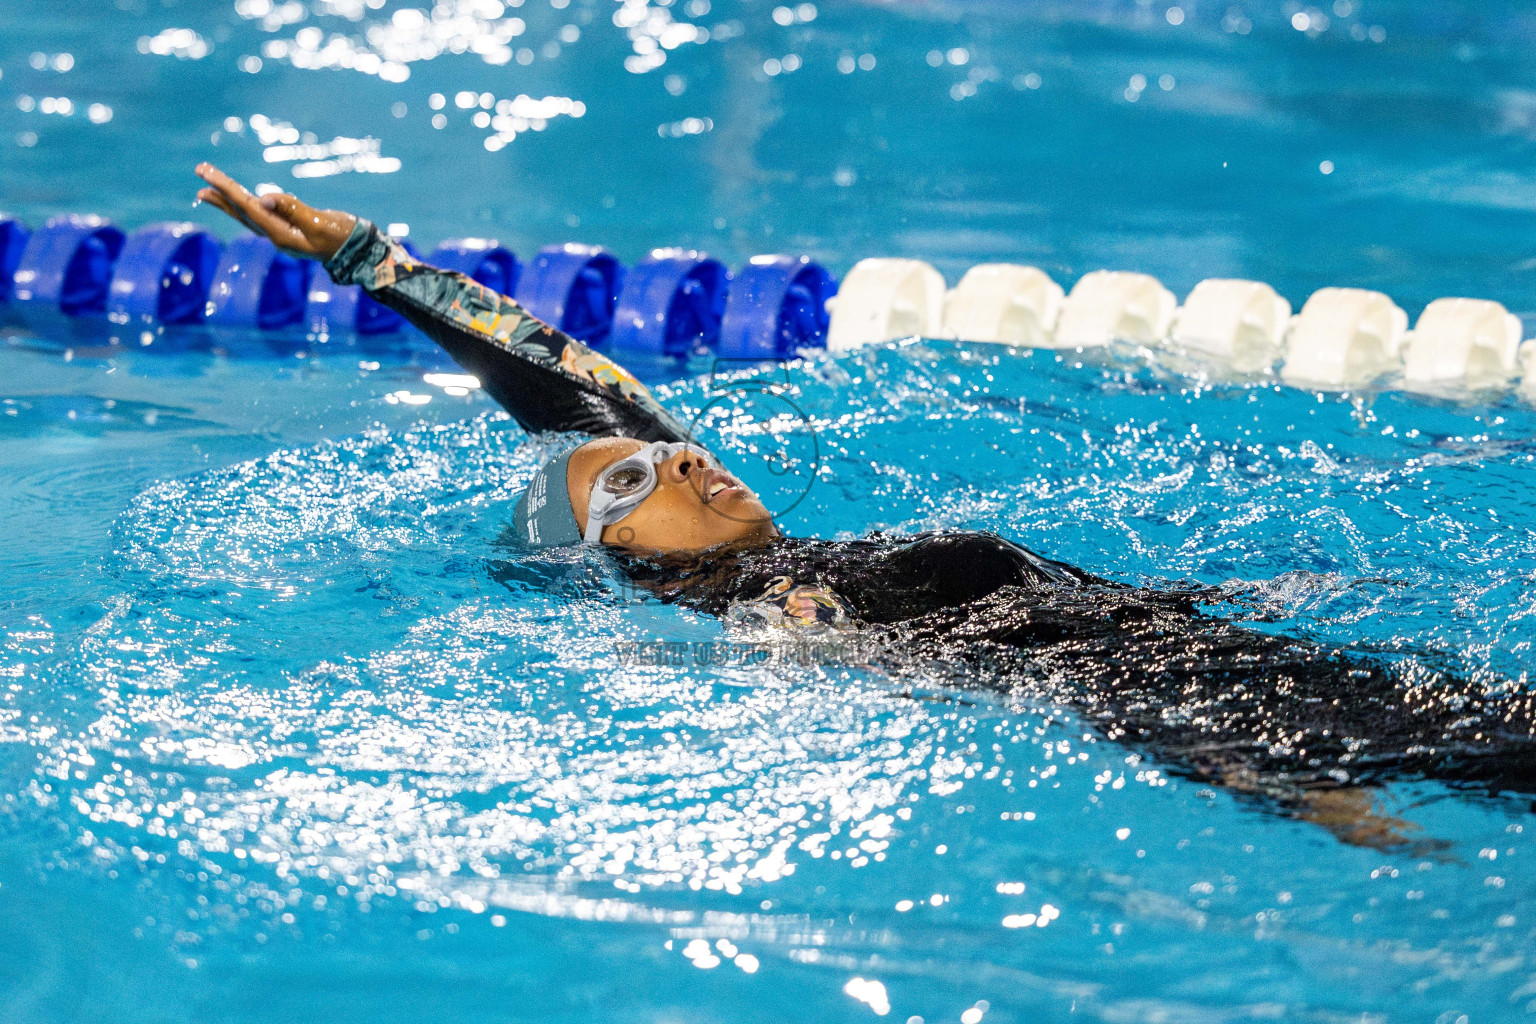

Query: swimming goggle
[583,441,714,544]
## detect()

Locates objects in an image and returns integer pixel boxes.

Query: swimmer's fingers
[196,188,260,234]
[194,162,254,207]
[194,162,352,259]
[196,188,306,256]
[195,163,311,254]
[195,163,279,230]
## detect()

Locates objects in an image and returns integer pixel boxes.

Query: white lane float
[1280,287,1408,387]
[940,263,1064,347]
[1401,298,1523,389]
[1053,270,1177,349]
[825,257,946,351]
[1522,341,1536,400]
[1170,278,1292,372]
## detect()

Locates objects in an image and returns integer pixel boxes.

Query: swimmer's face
[567,438,779,555]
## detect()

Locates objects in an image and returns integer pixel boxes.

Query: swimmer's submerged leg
[1293,787,1450,855]
[1156,746,1444,853]
[1174,751,1448,854]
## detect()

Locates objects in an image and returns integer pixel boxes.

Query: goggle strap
[583,491,616,544]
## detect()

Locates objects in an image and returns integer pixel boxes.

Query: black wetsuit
[326,221,1536,805]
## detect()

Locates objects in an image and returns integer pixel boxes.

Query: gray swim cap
[512,448,583,549]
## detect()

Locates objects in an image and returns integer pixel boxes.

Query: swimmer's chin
[618,527,780,563]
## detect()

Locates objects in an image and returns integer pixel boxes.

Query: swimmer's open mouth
[702,467,743,504]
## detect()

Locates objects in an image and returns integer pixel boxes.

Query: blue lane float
[107,222,222,325]
[5,212,843,365]
[307,237,420,336]
[718,255,837,359]
[514,243,625,347]
[0,217,32,303]
[428,238,520,297]
[611,248,728,356]
[206,234,314,329]
[11,214,126,315]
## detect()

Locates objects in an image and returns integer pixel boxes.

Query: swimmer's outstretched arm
[194,163,690,443]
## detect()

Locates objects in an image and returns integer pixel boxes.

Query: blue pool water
[7,1,1536,1022]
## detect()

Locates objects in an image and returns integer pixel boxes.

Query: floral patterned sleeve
[324,219,691,443]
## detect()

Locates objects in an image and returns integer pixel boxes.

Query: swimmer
[195,163,1536,850]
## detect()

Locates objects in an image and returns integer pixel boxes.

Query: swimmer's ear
[193,162,355,261]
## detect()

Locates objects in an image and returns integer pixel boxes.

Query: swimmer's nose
[660,449,706,487]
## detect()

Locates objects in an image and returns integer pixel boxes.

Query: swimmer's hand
[194,162,356,261]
